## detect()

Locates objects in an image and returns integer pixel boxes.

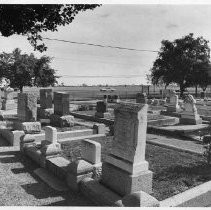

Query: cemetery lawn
[61,135,211,201]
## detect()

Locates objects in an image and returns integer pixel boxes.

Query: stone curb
[147,140,203,156]
[160,180,211,207]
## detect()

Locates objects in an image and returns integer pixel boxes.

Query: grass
[60,135,211,201]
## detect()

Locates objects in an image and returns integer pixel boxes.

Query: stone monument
[16,93,41,133]
[50,92,74,127]
[102,102,152,196]
[180,94,202,125]
[1,87,17,110]
[95,101,111,118]
[136,93,147,104]
[167,90,180,112]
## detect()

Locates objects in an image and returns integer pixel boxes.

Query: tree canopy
[0,48,58,91]
[0,4,100,52]
[149,33,211,95]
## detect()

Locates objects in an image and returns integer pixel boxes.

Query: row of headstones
[21,101,158,206]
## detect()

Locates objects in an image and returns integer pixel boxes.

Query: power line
[42,37,159,53]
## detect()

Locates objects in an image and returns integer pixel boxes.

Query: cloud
[166,23,178,29]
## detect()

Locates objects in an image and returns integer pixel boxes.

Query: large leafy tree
[0,48,58,91]
[150,33,211,96]
[0,4,100,52]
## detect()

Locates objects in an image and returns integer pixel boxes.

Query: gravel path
[0,137,93,206]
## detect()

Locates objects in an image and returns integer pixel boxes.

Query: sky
[1,3,211,86]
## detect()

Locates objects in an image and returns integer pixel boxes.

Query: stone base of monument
[80,177,159,207]
[2,99,17,110]
[14,121,42,134]
[37,107,54,119]
[95,112,111,119]
[101,162,152,196]
[50,114,74,127]
[167,105,180,113]
[180,112,202,125]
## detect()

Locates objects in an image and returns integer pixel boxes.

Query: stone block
[101,162,153,197]
[80,177,123,206]
[122,191,160,207]
[93,123,106,134]
[40,89,53,109]
[54,92,69,115]
[46,156,69,180]
[17,93,38,122]
[45,126,57,144]
[40,143,61,157]
[81,139,101,164]
[66,171,93,192]
[2,99,17,110]
[96,101,108,113]
[16,122,41,134]
[50,114,74,127]
[95,112,111,119]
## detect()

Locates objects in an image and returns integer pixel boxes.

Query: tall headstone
[102,102,152,196]
[1,87,17,110]
[167,90,180,112]
[136,93,147,104]
[54,92,69,115]
[95,101,111,118]
[180,94,202,125]
[17,93,38,122]
[40,89,53,109]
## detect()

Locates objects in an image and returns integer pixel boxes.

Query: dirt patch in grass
[60,136,211,201]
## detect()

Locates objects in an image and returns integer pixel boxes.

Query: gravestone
[180,94,202,125]
[136,93,147,104]
[103,95,108,103]
[40,89,53,109]
[167,90,180,113]
[95,101,111,118]
[45,126,57,144]
[17,93,38,122]
[1,87,17,110]
[113,95,120,103]
[54,92,69,115]
[102,102,152,196]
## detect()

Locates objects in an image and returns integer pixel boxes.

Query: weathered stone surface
[102,163,152,196]
[95,112,111,119]
[53,92,69,115]
[96,101,108,113]
[180,94,202,125]
[136,93,147,104]
[80,177,123,206]
[110,102,148,164]
[17,93,38,122]
[122,191,160,207]
[18,122,41,134]
[50,114,74,127]
[45,126,57,144]
[93,123,106,134]
[167,90,180,113]
[46,156,69,180]
[40,143,61,157]
[40,89,53,109]
[1,99,17,110]
[81,139,101,165]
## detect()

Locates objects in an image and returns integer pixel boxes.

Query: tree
[0,48,58,91]
[0,5,100,52]
[149,33,211,96]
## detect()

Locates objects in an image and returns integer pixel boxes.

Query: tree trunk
[180,85,185,98]
[195,85,198,98]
